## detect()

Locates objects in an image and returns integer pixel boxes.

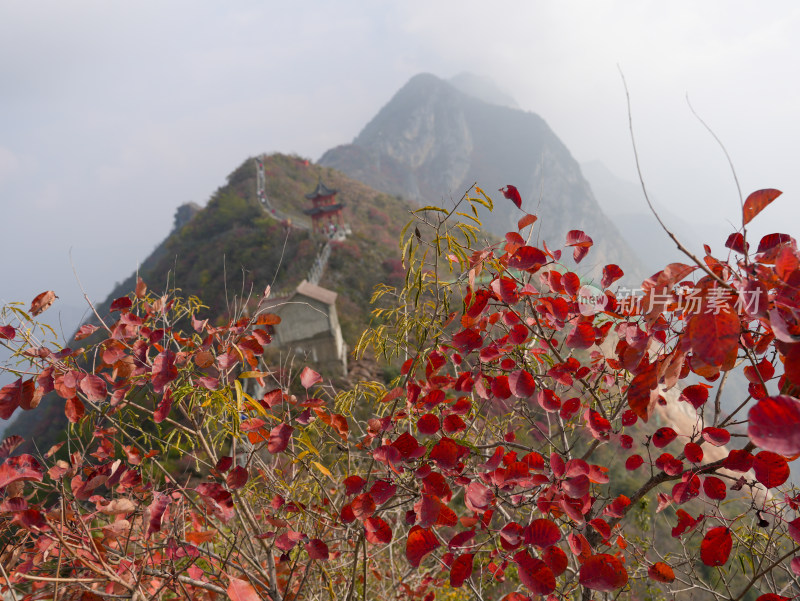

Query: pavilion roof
[303,203,345,216]
[305,179,338,199]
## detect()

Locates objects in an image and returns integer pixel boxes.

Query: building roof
[295,280,338,306]
[305,179,338,199]
[303,203,345,216]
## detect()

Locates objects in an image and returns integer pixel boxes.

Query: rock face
[320,73,644,279]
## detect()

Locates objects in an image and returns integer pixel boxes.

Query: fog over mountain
[321,73,645,280]
[582,160,731,276]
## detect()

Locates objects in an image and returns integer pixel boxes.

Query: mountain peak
[319,73,645,279]
[449,72,519,109]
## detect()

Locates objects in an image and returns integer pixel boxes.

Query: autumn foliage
[1,184,800,600]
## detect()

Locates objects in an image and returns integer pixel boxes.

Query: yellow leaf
[312,461,333,478]
[234,380,244,412]
[238,371,270,379]
[297,432,321,456]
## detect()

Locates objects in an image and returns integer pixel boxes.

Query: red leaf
[227,577,260,601]
[452,328,483,353]
[491,375,511,399]
[226,466,249,490]
[725,449,754,472]
[365,516,393,544]
[578,553,628,592]
[152,350,177,394]
[565,230,593,263]
[627,371,657,422]
[443,414,466,434]
[0,454,43,488]
[514,550,556,595]
[748,395,800,456]
[725,232,749,254]
[672,474,701,504]
[655,453,683,476]
[563,474,591,499]
[508,246,547,272]
[65,397,85,423]
[601,264,624,289]
[743,188,782,225]
[566,323,595,349]
[752,451,790,488]
[305,539,329,560]
[648,562,675,583]
[343,475,367,496]
[275,530,303,552]
[465,481,494,512]
[491,277,519,304]
[135,277,148,298]
[465,289,491,317]
[604,495,631,518]
[499,522,524,549]
[370,481,396,504]
[351,493,376,520]
[255,312,281,326]
[680,385,709,408]
[267,423,293,454]
[154,389,173,424]
[567,532,591,559]
[537,389,561,412]
[450,553,474,588]
[525,518,561,548]
[147,492,170,537]
[744,357,775,385]
[423,472,452,501]
[300,366,322,389]
[449,530,476,550]
[216,456,233,473]
[78,374,106,402]
[509,370,536,397]
[329,413,348,440]
[703,476,727,500]
[195,482,235,523]
[542,546,568,576]
[702,427,730,447]
[0,378,35,420]
[626,455,643,470]
[687,309,740,370]
[518,214,537,230]
[589,518,611,540]
[430,437,461,469]
[0,325,14,340]
[758,233,795,254]
[500,185,522,209]
[684,442,704,464]
[0,435,24,460]
[392,432,425,460]
[109,296,132,312]
[29,291,56,316]
[240,418,266,432]
[74,324,98,341]
[672,509,702,537]
[700,527,732,566]
[406,525,439,567]
[652,427,677,448]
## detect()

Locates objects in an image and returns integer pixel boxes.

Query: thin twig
[618,67,734,291]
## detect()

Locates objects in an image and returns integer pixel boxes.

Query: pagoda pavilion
[304,179,346,236]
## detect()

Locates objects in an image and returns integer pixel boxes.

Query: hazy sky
[2,1,799,338]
